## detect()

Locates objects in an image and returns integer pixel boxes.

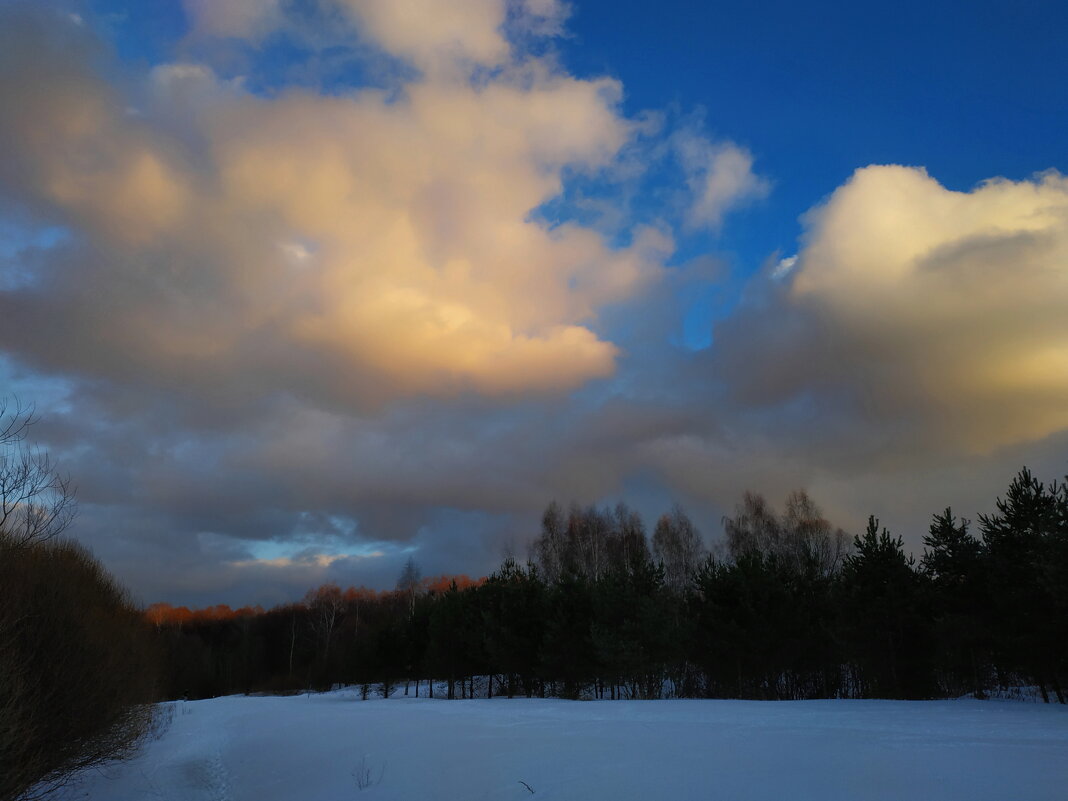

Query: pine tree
[837,517,934,699]
[480,559,546,698]
[921,508,989,696]
[979,468,1065,701]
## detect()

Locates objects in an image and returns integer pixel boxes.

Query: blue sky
[2,0,1067,605]
[567,0,1068,291]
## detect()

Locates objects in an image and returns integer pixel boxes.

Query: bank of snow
[53,692,1068,801]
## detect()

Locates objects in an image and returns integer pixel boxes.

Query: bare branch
[0,397,36,446]
[0,397,77,547]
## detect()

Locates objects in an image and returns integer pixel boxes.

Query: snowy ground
[52,691,1068,801]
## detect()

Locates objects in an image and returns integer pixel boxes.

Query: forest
[149,469,1068,705]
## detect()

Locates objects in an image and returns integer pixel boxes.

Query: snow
[52,691,1068,801]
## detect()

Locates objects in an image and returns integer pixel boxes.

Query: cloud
[0,4,706,605]
[182,0,571,74]
[13,5,1064,610]
[0,7,665,406]
[339,0,511,72]
[514,0,571,36]
[675,131,770,229]
[771,254,797,280]
[183,0,286,40]
[714,165,1068,454]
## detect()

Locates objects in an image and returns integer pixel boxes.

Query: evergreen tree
[425,582,469,699]
[592,552,672,699]
[541,571,598,699]
[979,468,1065,701]
[837,517,935,699]
[480,559,546,697]
[921,508,989,696]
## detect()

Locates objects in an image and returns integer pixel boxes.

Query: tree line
[152,470,1068,704]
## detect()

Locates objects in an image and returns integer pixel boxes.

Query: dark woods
[155,470,1068,705]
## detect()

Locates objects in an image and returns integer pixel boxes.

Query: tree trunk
[288,613,297,678]
[1050,672,1066,705]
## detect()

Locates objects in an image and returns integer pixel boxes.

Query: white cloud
[0,6,664,403]
[279,241,314,266]
[514,0,572,37]
[339,0,511,73]
[182,0,285,40]
[721,165,1068,453]
[151,62,215,84]
[772,254,797,279]
[675,132,770,229]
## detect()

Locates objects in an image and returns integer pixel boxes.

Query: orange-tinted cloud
[0,5,708,404]
[788,166,1068,451]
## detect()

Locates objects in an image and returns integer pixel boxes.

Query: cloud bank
[715,165,1068,455]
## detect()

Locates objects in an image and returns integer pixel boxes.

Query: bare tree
[531,501,566,583]
[305,584,344,663]
[533,502,657,581]
[652,504,704,593]
[0,397,33,445]
[396,556,423,616]
[723,489,849,576]
[0,398,76,547]
[571,504,610,579]
[608,502,650,574]
[723,491,781,562]
[781,489,850,577]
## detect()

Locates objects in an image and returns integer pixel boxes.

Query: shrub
[0,535,160,800]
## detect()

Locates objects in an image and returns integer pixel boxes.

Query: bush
[0,535,161,800]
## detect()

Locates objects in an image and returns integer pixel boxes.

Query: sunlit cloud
[771,255,797,280]
[715,165,1068,453]
[675,130,770,229]
[0,4,676,403]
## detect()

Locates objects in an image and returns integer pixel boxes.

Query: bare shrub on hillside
[1,535,161,800]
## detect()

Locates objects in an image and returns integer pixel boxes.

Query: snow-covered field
[53,691,1068,801]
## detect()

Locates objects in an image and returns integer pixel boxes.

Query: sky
[1,0,1066,607]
